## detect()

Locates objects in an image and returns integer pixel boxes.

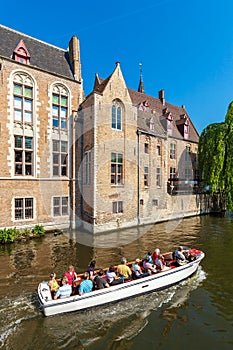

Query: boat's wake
[0,292,39,348]
[0,267,206,349]
[43,266,207,348]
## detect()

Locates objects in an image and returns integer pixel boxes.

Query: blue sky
[1,0,233,133]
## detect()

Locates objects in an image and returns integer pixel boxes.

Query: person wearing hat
[132,258,150,279]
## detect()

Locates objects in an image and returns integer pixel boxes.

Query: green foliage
[198,101,233,210]
[0,227,19,244]
[0,224,45,244]
[32,224,45,236]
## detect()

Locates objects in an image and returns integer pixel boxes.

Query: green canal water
[0,215,232,349]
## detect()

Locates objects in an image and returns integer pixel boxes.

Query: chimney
[69,36,81,81]
[159,89,165,105]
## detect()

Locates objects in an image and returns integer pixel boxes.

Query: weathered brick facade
[77,62,206,233]
[0,25,83,230]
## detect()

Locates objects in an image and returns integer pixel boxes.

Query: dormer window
[13,39,30,65]
[176,114,190,139]
[150,118,154,131]
[184,118,189,139]
[140,100,149,111]
[167,112,173,136]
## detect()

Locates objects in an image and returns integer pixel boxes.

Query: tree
[198,101,233,211]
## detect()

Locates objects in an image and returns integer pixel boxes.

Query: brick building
[77,62,202,233]
[0,24,205,234]
[0,24,83,230]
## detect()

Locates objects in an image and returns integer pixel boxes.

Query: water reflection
[2,267,205,350]
[0,215,233,349]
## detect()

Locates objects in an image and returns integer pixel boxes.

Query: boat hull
[38,252,204,317]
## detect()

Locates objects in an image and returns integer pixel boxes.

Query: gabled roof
[93,72,112,94]
[0,24,74,79]
[80,64,199,143]
[128,88,199,142]
[14,39,31,58]
[137,109,166,138]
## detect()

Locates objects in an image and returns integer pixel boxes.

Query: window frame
[170,143,176,160]
[170,167,176,179]
[52,140,68,177]
[152,199,158,206]
[14,197,34,220]
[13,81,33,124]
[112,201,123,213]
[111,152,123,185]
[53,196,69,217]
[185,145,191,162]
[52,86,68,130]
[111,100,122,131]
[14,135,33,176]
[144,166,149,187]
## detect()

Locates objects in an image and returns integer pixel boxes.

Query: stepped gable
[0,24,74,79]
[128,88,199,142]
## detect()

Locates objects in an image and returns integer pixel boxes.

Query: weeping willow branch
[198,101,233,211]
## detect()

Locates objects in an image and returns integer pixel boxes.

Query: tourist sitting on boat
[48,272,59,299]
[152,248,161,264]
[155,254,170,271]
[106,265,123,286]
[64,264,78,286]
[184,250,197,262]
[79,272,93,295]
[54,276,72,299]
[144,251,153,264]
[143,256,157,273]
[174,246,188,266]
[132,258,150,278]
[117,257,132,282]
[87,260,97,280]
[93,269,110,289]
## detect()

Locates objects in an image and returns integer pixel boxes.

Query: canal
[0,215,232,349]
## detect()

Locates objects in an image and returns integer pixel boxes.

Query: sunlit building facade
[77,62,204,233]
[0,24,83,230]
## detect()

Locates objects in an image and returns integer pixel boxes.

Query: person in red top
[152,248,161,264]
[64,265,78,286]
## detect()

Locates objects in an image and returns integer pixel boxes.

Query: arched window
[52,85,69,129]
[13,73,33,123]
[112,100,122,130]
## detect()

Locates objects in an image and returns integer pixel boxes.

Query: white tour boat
[37,248,205,317]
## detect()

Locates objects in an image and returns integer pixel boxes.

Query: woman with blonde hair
[48,272,59,299]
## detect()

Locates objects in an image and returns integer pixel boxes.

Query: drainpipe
[137,130,141,225]
[70,110,77,229]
